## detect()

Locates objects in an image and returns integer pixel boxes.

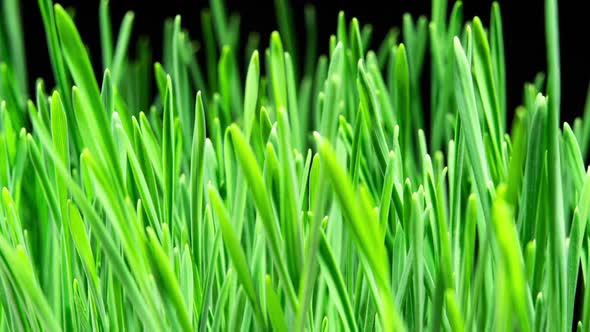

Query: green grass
[0,0,589,330]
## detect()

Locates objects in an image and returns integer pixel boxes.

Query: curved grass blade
[315,133,405,332]
[208,184,265,329]
[229,124,298,310]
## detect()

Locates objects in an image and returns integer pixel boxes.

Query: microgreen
[0,0,589,330]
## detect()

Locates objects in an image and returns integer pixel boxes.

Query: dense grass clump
[1,0,590,330]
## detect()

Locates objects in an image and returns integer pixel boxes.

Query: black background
[21,0,590,124]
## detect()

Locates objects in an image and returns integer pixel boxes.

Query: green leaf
[453,36,492,218]
[444,290,465,332]
[99,0,113,70]
[317,230,357,331]
[315,133,405,332]
[68,202,97,283]
[146,227,191,331]
[208,184,265,328]
[54,4,123,187]
[472,17,503,178]
[243,51,260,139]
[0,237,62,332]
[491,185,531,331]
[265,275,288,332]
[111,11,134,83]
[229,124,298,309]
